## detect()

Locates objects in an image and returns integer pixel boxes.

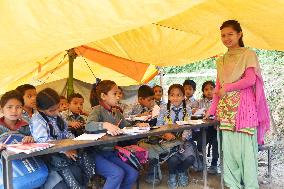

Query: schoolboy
[124,85,154,118]
[65,93,86,137]
[183,79,198,109]
[15,84,37,123]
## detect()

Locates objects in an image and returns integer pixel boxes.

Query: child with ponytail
[86,80,138,189]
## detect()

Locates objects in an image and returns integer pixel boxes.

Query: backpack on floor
[115,145,145,170]
[0,133,48,189]
[123,145,148,164]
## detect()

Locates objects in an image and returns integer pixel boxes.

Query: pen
[3,135,11,144]
[117,119,122,127]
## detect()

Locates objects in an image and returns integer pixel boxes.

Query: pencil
[3,135,11,144]
[117,119,122,127]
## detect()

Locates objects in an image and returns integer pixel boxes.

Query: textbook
[7,143,55,154]
[176,120,205,125]
[73,133,106,141]
[122,127,150,135]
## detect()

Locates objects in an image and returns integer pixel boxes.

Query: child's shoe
[177,171,189,187]
[167,174,178,189]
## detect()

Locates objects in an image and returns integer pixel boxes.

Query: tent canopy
[0,0,283,94]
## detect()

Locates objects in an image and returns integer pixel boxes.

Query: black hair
[36,88,60,110]
[202,81,215,98]
[153,85,163,93]
[96,80,117,101]
[138,85,154,98]
[67,93,84,103]
[0,90,24,108]
[90,84,99,108]
[183,79,196,91]
[167,84,187,121]
[15,84,36,98]
[118,86,123,92]
[220,20,244,47]
[36,88,64,139]
[89,78,102,107]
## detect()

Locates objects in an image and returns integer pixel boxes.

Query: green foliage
[162,58,216,74]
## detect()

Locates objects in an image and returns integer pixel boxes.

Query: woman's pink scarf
[236,72,270,144]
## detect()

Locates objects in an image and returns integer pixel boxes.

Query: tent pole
[67,49,77,98]
[157,66,165,101]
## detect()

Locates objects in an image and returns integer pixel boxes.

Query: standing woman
[206,20,270,189]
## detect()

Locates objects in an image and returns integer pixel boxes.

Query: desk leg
[202,127,208,189]
[2,155,13,189]
[219,130,224,189]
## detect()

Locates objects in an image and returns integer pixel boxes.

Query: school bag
[179,139,204,172]
[0,133,48,189]
[115,145,148,170]
[123,145,148,164]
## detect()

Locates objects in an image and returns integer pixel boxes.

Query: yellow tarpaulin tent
[0,0,283,94]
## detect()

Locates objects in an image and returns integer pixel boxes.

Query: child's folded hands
[137,112,151,117]
[136,122,150,128]
[162,133,176,141]
[69,121,84,129]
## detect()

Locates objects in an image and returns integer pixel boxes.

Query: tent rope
[152,23,186,33]
[82,57,97,80]
[41,52,68,84]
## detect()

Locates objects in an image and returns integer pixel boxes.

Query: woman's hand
[162,133,176,141]
[22,136,34,144]
[64,150,78,161]
[103,122,122,136]
[215,87,226,98]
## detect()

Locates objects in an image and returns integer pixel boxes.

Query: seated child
[0,90,34,142]
[0,90,48,188]
[152,85,165,106]
[192,80,219,174]
[85,80,138,189]
[142,84,194,188]
[65,93,86,137]
[15,84,37,124]
[124,85,156,126]
[30,88,95,188]
[117,86,128,113]
[59,96,69,112]
[183,79,198,109]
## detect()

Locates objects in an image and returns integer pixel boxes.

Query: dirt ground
[91,138,284,189]
[138,167,280,189]
[137,144,284,189]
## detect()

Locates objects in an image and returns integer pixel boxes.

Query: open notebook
[7,143,55,154]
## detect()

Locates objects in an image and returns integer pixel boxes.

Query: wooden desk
[1,120,218,189]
